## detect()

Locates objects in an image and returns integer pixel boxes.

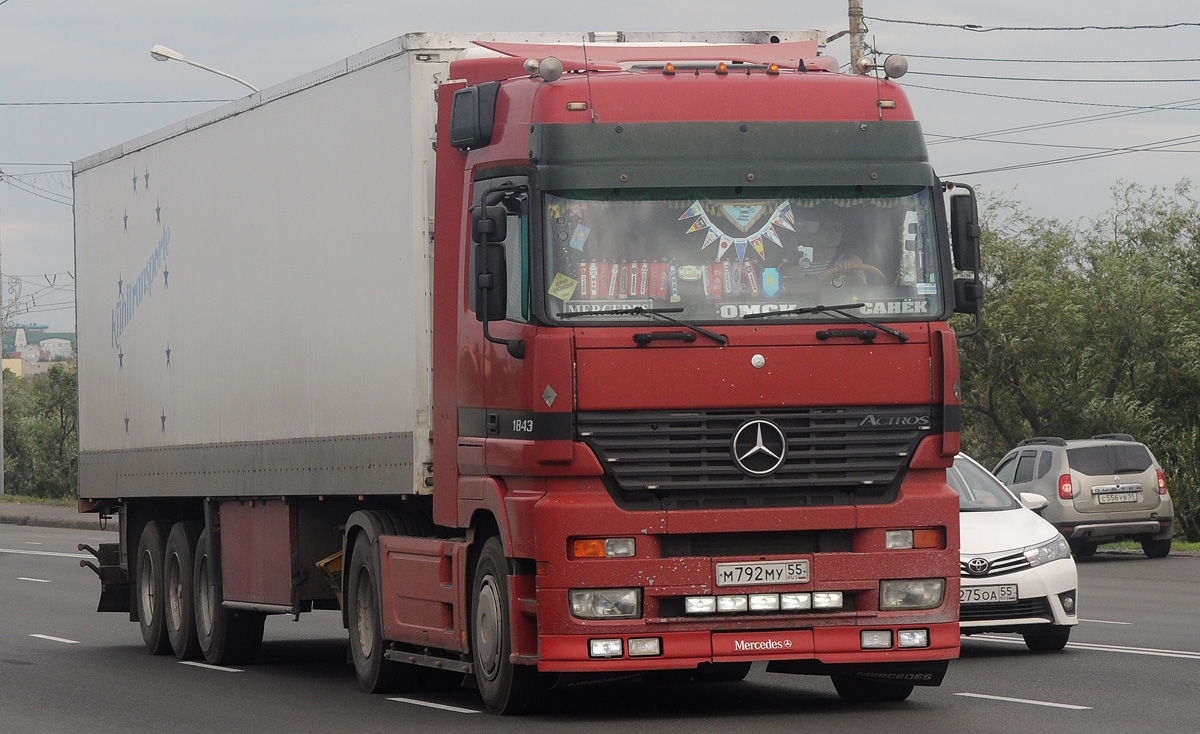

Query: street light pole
[150,45,260,93]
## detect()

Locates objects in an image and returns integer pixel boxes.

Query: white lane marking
[0,548,89,559]
[970,633,1200,660]
[18,577,51,583]
[30,634,79,644]
[388,697,480,714]
[1080,618,1133,625]
[25,542,44,545]
[956,692,1091,710]
[179,661,244,673]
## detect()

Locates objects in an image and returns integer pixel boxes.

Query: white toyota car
[950,455,1079,651]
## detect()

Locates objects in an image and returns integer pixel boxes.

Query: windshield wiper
[557,306,728,345]
[742,302,909,342]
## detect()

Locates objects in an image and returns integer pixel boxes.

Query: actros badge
[731,419,788,476]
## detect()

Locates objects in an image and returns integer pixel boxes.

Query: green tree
[2,364,79,499]
[958,182,1200,539]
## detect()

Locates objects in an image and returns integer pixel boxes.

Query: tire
[1141,538,1171,558]
[347,533,414,693]
[193,528,266,666]
[135,521,172,655]
[472,537,549,714]
[1068,539,1097,558]
[164,521,203,660]
[831,675,914,703]
[693,661,752,683]
[1023,626,1071,652]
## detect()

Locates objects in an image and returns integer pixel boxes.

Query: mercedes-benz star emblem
[966,557,991,576]
[731,419,788,476]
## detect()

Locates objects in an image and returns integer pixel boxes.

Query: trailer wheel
[347,533,412,693]
[471,537,548,714]
[194,528,265,665]
[136,520,171,655]
[831,675,913,703]
[164,521,202,659]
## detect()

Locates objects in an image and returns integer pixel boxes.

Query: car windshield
[949,457,1021,512]
[543,186,943,323]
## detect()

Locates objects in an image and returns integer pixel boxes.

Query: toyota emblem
[731,419,788,476]
[966,557,991,576]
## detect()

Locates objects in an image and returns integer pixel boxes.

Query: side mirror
[474,243,508,322]
[949,193,981,272]
[472,205,508,244]
[1019,492,1049,514]
[953,277,983,316]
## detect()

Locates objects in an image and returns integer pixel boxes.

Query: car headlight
[570,588,642,619]
[1024,536,1071,567]
[879,579,945,610]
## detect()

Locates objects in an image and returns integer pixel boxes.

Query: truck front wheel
[136,521,171,655]
[471,537,548,714]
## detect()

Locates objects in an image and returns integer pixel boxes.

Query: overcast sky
[3,1,1197,331]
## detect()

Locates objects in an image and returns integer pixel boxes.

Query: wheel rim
[166,552,184,630]
[139,549,156,623]
[353,566,376,660]
[475,575,503,680]
[195,555,213,637]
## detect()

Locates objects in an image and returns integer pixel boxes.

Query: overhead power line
[908,70,1200,84]
[0,99,233,107]
[947,131,1200,177]
[865,16,1200,32]
[902,82,1200,111]
[900,52,1200,64]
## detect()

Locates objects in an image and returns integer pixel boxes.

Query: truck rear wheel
[471,537,548,714]
[831,675,914,703]
[165,521,203,660]
[347,533,414,693]
[193,528,265,665]
[136,520,171,655]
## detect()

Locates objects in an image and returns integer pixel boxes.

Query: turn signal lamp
[573,538,635,558]
[1058,474,1074,500]
[1157,469,1168,495]
[885,528,944,550]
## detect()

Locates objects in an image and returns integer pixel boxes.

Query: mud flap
[766,658,948,687]
[78,543,131,613]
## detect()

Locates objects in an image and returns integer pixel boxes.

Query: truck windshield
[543,187,943,323]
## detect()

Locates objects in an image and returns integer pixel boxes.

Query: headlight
[570,588,641,619]
[1025,536,1071,567]
[879,579,945,610]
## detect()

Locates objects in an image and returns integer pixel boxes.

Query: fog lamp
[861,630,893,649]
[813,591,844,610]
[1059,590,1077,615]
[780,593,812,610]
[717,595,749,613]
[589,638,623,658]
[685,596,717,614]
[898,629,930,648]
[628,637,662,657]
[749,593,780,611]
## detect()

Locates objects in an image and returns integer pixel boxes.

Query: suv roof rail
[1017,436,1068,447]
[1091,433,1135,442]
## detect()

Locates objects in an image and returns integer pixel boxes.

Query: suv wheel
[1068,539,1097,558]
[1141,538,1171,558]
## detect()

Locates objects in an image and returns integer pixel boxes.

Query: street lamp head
[150,45,184,62]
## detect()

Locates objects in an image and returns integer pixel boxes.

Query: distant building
[1,327,76,364]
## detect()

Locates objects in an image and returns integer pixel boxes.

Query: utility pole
[848,0,867,73]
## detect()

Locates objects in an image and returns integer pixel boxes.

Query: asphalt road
[3,523,1196,733]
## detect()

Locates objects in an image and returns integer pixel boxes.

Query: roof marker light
[767,63,780,76]
[663,62,676,76]
[716,62,728,75]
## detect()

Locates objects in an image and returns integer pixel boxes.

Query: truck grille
[576,406,931,504]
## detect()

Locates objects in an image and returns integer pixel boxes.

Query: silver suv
[993,435,1174,558]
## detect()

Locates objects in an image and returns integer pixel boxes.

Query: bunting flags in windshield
[680,200,795,262]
